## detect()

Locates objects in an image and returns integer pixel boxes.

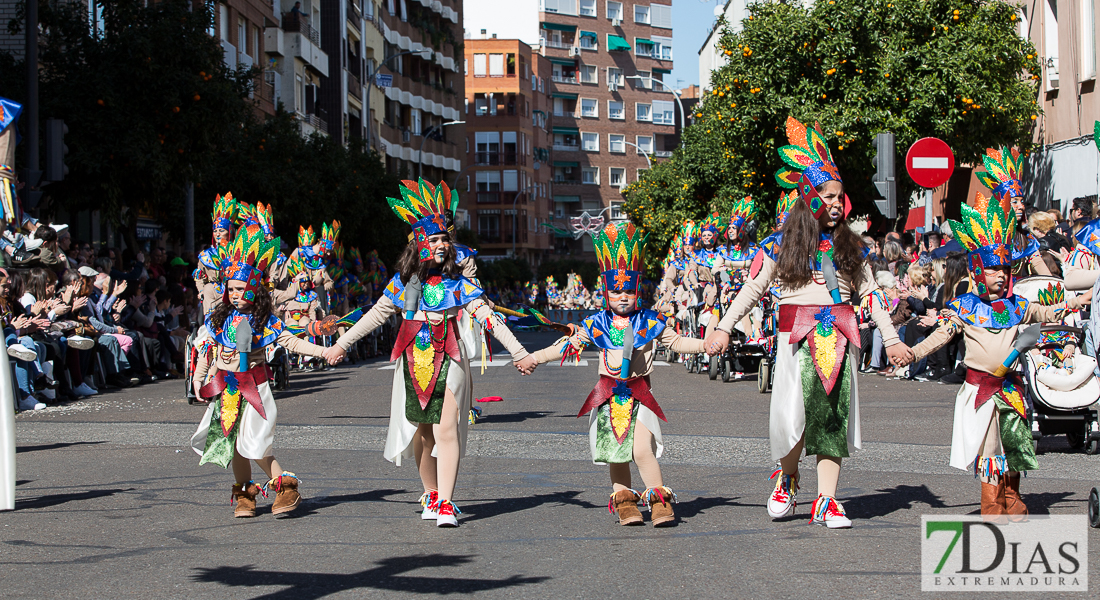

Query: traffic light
[871,131,896,219]
[45,118,68,182]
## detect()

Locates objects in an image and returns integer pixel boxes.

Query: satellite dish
[533,161,541,171]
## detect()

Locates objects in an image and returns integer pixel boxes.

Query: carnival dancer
[321,179,537,527]
[715,196,763,341]
[196,193,238,315]
[281,257,324,370]
[704,117,912,528]
[290,225,335,294]
[190,224,335,518]
[529,222,709,526]
[899,191,1087,520]
[688,212,727,336]
[546,275,562,308]
[970,147,1051,278]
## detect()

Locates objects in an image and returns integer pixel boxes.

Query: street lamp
[418,120,464,179]
[621,140,652,169]
[365,47,434,150]
[624,75,686,146]
[511,184,538,257]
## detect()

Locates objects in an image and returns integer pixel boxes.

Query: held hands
[322,345,347,365]
[514,355,537,375]
[886,342,916,367]
[704,329,731,356]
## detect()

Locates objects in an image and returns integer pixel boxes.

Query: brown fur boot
[610,489,643,525]
[644,486,677,527]
[1004,473,1028,522]
[268,472,302,516]
[980,479,1007,524]
[231,481,261,518]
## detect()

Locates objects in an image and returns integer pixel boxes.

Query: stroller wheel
[1090,488,1100,528]
[758,360,771,394]
[1067,431,1086,450]
[721,358,731,383]
[1086,439,1100,456]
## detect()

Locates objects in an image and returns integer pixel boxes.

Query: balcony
[474,151,525,166]
[654,150,673,158]
[305,113,328,133]
[553,176,582,186]
[552,142,579,152]
[348,71,361,98]
[347,0,361,21]
[551,74,577,84]
[541,38,571,50]
[476,191,532,204]
[282,16,320,46]
[281,16,328,76]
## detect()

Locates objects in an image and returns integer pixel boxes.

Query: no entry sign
[905,138,955,188]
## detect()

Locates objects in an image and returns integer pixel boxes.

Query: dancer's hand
[322,345,346,365]
[514,355,537,375]
[704,329,730,355]
[886,342,914,366]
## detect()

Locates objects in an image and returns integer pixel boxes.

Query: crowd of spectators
[1,221,200,411]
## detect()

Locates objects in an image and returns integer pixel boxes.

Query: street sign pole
[925,188,934,234]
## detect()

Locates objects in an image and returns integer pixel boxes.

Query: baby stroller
[1014,276,1100,454]
[755,293,778,393]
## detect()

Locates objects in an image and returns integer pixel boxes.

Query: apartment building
[538,0,676,238]
[214,0,285,118]
[464,37,555,262]
[264,0,331,135]
[697,0,749,92]
[316,0,386,144]
[376,0,465,184]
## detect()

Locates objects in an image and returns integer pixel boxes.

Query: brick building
[463,36,555,262]
[537,0,675,252]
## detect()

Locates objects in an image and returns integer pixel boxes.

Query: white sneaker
[7,343,37,362]
[40,388,56,401]
[68,335,95,350]
[419,491,439,520]
[17,395,45,411]
[809,494,852,529]
[23,237,43,251]
[435,500,460,527]
[767,468,798,519]
[73,383,98,397]
[82,376,99,392]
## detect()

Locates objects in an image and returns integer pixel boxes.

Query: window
[474,96,488,116]
[219,4,228,40]
[634,4,649,24]
[635,39,654,57]
[387,0,395,15]
[478,211,500,239]
[580,64,598,83]
[650,3,671,28]
[507,53,516,76]
[579,0,596,17]
[1082,0,1096,81]
[609,167,625,187]
[579,31,598,49]
[652,100,674,125]
[476,172,502,203]
[636,135,653,153]
[608,100,624,119]
[607,67,623,85]
[636,103,651,122]
[606,0,622,20]
[489,54,505,77]
[238,18,246,52]
[580,98,598,117]
[554,133,579,148]
[503,170,519,192]
[608,134,625,153]
[581,132,599,151]
[635,70,651,88]
[582,167,599,184]
[475,132,500,162]
[542,0,578,15]
[410,108,421,134]
[637,168,649,180]
[473,54,487,77]
[652,36,673,60]
[1044,0,1059,90]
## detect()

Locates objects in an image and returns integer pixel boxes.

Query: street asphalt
[4,329,1100,599]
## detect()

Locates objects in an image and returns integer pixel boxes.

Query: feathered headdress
[387,178,459,262]
[975,147,1024,203]
[212,193,238,233]
[700,211,727,237]
[594,222,648,295]
[286,255,308,282]
[222,226,282,304]
[680,219,699,248]
[948,190,1023,298]
[348,246,363,271]
[235,201,257,227]
[256,202,275,238]
[775,117,845,219]
[320,220,341,253]
[728,195,756,233]
[298,225,316,248]
[776,190,798,228]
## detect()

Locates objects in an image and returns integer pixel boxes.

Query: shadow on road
[459,490,600,523]
[675,495,751,519]
[16,441,107,453]
[843,484,952,519]
[275,375,350,400]
[1012,491,1080,515]
[288,488,410,518]
[16,488,133,510]
[474,410,554,424]
[191,554,549,598]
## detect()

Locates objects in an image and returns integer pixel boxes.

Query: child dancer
[705,117,911,528]
[529,222,708,526]
[190,225,334,518]
[322,179,536,527]
[902,191,1086,520]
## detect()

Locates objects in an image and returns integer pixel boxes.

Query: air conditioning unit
[569,47,581,57]
[611,18,621,27]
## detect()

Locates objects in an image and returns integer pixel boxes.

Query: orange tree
[624,0,1040,272]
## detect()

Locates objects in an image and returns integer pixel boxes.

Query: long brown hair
[776,198,866,293]
[210,283,274,335]
[395,235,460,283]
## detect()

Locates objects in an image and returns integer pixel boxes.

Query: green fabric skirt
[404,358,449,424]
[592,402,637,464]
[995,394,1039,472]
[799,344,852,458]
[199,398,238,469]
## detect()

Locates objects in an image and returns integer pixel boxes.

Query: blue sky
[671,0,723,89]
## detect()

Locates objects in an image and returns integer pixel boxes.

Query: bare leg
[432,389,462,502]
[779,433,805,476]
[632,421,664,489]
[816,455,842,497]
[254,456,282,480]
[414,423,438,493]
[232,450,251,483]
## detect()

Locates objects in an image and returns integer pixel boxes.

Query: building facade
[463,36,555,262]
[538,0,675,251]
[697,0,748,93]
[316,0,386,145]
[263,0,331,135]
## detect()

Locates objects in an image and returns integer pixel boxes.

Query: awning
[553,195,581,203]
[635,38,654,45]
[533,109,546,117]
[541,21,576,32]
[550,92,578,99]
[579,30,597,39]
[552,126,579,134]
[548,57,577,66]
[904,206,925,231]
[653,67,672,74]
[607,35,631,52]
[553,161,579,168]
